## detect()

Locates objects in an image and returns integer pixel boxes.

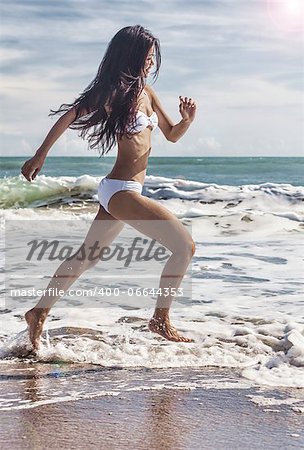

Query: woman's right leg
[25,205,125,350]
[107,190,196,343]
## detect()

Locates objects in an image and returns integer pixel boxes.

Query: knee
[191,240,196,256]
[175,239,196,259]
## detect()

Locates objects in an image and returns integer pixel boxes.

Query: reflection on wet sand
[1,364,303,449]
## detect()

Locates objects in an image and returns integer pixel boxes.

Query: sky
[0,0,303,157]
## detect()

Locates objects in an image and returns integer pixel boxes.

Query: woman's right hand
[21,153,46,182]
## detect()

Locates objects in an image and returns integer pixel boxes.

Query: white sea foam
[0,299,303,388]
[0,174,303,391]
[1,174,303,210]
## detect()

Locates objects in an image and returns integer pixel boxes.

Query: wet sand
[0,364,303,450]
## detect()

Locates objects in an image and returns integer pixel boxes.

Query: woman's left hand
[179,96,196,122]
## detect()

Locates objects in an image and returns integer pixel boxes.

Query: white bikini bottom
[97,176,143,214]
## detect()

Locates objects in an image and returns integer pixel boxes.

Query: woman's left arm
[146,85,196,143]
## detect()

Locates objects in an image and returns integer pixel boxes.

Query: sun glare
[267,0,304,33]
[286,0,302,14]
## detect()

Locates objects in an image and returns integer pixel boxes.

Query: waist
[105,175,144,187]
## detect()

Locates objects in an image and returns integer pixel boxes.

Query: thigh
[80,205,125,252]
[107,191,194,253]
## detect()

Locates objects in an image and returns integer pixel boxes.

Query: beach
[1,156,304,448]
[0,363,303,450]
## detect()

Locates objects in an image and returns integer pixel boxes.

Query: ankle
[30,307,49,321]
[153,308,170,321]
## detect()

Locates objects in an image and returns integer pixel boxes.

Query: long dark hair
[50,25,161,156]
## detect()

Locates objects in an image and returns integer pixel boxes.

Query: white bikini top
[125,110,158,134]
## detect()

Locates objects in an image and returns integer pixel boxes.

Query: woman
[21,25,197,350]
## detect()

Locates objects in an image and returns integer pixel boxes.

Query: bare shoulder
[144,84,174,137]
[144,84,160,107]
[144,84,155,95]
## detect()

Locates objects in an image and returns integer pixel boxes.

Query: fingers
[23,172,32,182]
[21,164,30,181]
[179,95,196,108]
[21,161,36,182]
[32,167,40,180]
[21,166,30,182]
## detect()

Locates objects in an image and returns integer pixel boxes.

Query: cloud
[198,136,222,150]
[0,0,303,156]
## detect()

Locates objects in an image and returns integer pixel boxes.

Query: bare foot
[25,308,48,351]
[148,317,194,343]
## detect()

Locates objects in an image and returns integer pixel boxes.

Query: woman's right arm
[21,106,82,182]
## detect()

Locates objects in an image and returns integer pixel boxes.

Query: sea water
[0,156,303,412]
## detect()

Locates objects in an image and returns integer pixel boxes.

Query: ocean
[1,156,304,186]
[0,156,304,418]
